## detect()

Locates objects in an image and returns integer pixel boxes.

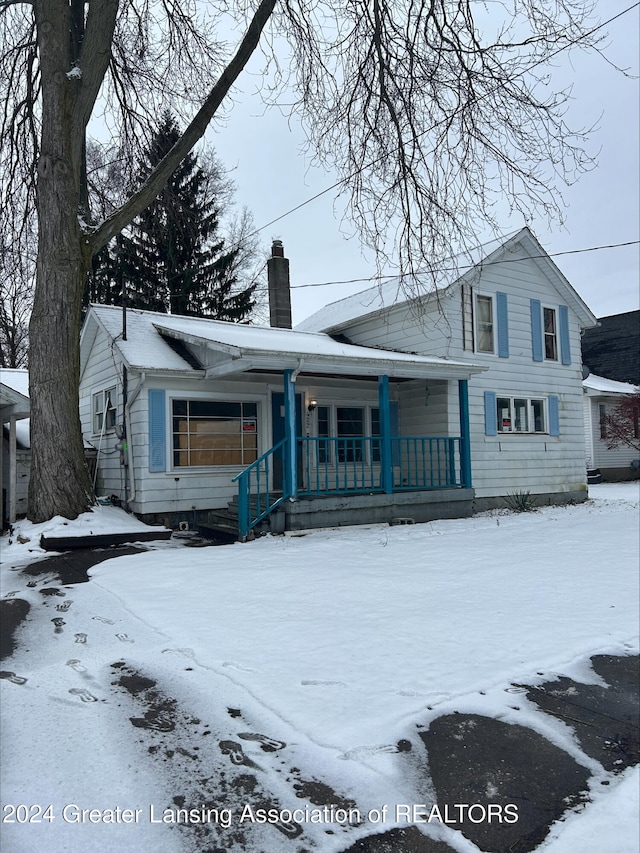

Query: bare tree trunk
[28,0,93,522]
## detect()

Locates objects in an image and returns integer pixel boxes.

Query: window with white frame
[315,404,380,463]
[496,396,546,434]
[172,399,258,467]
[93,387,117,434]
[475,293,494,353]
[598,403,608,439]
[543,307,558,360]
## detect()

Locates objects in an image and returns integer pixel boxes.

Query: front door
[271,391,303,491]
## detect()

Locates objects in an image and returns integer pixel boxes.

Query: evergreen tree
[90,112,257,321]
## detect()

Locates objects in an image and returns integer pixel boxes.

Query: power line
[248,2,640,239]
[290,239,640,289]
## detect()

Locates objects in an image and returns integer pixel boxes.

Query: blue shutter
[496,292,509,358]
[484,391,497,436]
[148,389,167,472]
[558,305,571,365]
[530,299,543,362]
[548,395,560,436]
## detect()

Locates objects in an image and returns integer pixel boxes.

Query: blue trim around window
[496,292,509,358]
[558,305,571,365]
[484,391,498,435]
[548,395,560,435]
[148,389,166,472]
[530,299,543,362]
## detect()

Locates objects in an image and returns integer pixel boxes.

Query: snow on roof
[89,304,485,379]
[583,373,639,395]
[296,231,521,332]
[296,227,596,334]
[1,368,29,398]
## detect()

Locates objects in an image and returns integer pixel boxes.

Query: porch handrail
[232,437,291,541]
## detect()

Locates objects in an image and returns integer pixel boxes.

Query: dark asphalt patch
[524,654,640,772]
[339,827,455,852]
[0,598,30,660]
[420,713,591,853]
[21,545,146,585]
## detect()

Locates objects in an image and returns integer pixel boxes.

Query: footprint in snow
[115,633,134,643]
[74,633,88,644]
[0,671,28,685]
[130,714,175,733]
[4,591,19,598]
[237,732,286,752]
[51,618,65,633]
[219,740,260,769]
[92,616,114,624]
[222,661,256,672]
[56,600,72,612]
[66,659,87,673]
[69,687,98,703]
[162,648,195,659]
[338,742,409,760]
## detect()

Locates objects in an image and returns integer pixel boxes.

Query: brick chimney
[267,240,292,329]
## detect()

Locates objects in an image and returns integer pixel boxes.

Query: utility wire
[290,239,640,289]
[248,2,640,239]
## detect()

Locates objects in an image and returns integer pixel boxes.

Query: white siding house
[80,304,485,535]
[1,369,31,525]
[583,374,640,481]
[298,227,598,508]
[79,227,596,536]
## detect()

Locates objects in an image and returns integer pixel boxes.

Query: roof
[1,369,30,448]
[83,305,487,381]
[581,311,640,385]
[583,373,638,396]
[297,227,597,333]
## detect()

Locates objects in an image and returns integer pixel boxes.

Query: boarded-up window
[172,400,258,467]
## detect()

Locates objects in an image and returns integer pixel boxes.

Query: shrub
[504,490,537,512]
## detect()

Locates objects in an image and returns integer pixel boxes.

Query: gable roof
[83,304,487,381]
[297,227,597,333]
[581,310,640,385]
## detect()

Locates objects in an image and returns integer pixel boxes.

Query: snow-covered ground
[1,483,638,853]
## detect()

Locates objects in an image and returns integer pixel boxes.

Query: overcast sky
[208,2,639,325]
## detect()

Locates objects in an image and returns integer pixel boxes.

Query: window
[93,387,117,434]
[314,404,380,463]
[598,403,607,440]
[475,294,494,353]
[543,307,558,360]
[172,400,258,467]
[496,396,546,434]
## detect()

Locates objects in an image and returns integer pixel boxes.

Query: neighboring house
[581,310,640,386]
[80,230,596,538]
[583,374,639,481]
[1,368,30,526]
[298,227,597,510]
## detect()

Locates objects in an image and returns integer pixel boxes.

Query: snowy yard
[1,484,638,853]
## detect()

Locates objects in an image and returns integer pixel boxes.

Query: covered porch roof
[83,304,487,382]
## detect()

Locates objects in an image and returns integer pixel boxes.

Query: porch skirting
[269,487,475,533]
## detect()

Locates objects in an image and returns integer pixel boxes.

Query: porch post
[378,375,393,494]
[283,369,297,499]
[458,379,472,488]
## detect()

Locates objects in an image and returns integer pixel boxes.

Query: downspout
[124,371,145,506]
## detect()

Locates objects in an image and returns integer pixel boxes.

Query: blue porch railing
[234,435,465,539]
[232,438,291,541]
[299,436,463,494]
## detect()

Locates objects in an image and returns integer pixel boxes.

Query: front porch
[233,373,474,540]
